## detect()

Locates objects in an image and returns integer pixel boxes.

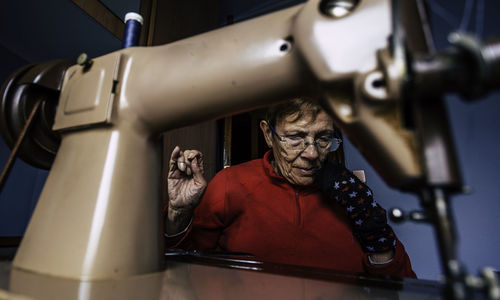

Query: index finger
[169,146,182,171]
[170,146,181,161]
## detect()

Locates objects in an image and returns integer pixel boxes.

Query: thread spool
[122,12,143,48]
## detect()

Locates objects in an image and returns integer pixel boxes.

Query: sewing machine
[1,0,499,298]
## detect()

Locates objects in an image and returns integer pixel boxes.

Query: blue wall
[0,0,124,240]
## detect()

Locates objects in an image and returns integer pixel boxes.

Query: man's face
[263,109,334,186]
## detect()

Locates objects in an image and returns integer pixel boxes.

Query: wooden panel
[0,236,22,247]
[151,0,222,45]
[154,0,223,207]
[162,121,218,202]
[139,0,156,46]
[72,0,124,40]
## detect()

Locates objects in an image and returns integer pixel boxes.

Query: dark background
[1,0,499,280]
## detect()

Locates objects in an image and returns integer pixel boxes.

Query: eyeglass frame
[266,120,342,153]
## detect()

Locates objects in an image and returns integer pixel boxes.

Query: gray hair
[265,98,324,127]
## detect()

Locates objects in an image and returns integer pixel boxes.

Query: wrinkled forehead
[277,109,334,131]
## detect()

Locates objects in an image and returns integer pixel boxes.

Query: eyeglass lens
[267,121,341,152]
[286,137,341,153]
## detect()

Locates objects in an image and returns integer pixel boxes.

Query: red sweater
[171,151,416,278]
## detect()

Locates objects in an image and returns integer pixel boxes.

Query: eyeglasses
[267,121,342,153]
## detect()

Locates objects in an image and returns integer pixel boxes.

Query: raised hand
[166,146,207,235]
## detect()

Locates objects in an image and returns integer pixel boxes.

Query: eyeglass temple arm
[267,121,283,141]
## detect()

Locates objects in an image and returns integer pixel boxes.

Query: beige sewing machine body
[12,0,406,281]
[2,0,499,298]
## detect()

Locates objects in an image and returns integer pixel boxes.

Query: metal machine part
[412,33,500,100]
[0,60,73,169]
[0,98,42,193]
[386,4,500,299]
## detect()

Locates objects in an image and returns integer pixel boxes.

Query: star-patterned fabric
[318,161,396,253]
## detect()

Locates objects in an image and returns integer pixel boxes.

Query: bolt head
[77,53,88,65]
[319,0,359,18]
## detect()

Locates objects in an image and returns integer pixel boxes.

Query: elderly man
[165,98,415,278]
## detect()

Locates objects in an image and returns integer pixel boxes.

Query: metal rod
[421,187,469,300]
[0,98,42,194]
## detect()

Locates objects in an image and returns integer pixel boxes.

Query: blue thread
[122,13,143,48]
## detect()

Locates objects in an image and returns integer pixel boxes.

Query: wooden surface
[162,121,218,204]
[71,0,124,40]
[154,0,223,206]
[151,0,222,46]
[0,236,22,248]
[139,0,156,46]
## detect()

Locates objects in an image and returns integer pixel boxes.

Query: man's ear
[260,120,273,148]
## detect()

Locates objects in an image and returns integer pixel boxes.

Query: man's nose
[301,142,319,160]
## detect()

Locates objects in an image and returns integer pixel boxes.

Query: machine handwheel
[0,60,72,170]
